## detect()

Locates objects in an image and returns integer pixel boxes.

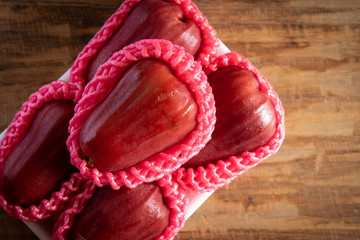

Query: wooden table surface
[0,0,359,239]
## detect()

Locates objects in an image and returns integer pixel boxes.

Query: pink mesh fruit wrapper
[53,174,187,240]
[173,52,286,193]
[67,39,216,190]
[0,80,86,221]
[70,0,218,88]
[52,176,96,240]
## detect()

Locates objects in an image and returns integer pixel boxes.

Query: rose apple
[85,0,201,82]
[80,59,197,172]
[68,183,170,240]
[183,66,277,168]
[1,100,75,206]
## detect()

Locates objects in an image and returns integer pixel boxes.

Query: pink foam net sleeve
[70,0,218,88]
[173,52,286,193]
[156,174,188,240]
[0,80,84,221]
[67,39,216,190]
[52,176,96,240]
[52,174,188,240]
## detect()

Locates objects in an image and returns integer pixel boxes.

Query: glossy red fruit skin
[80,59,197,172]
[183,66,277,168]
[85,0,201,83]
[1,100,75,206]
[68,183,170,240]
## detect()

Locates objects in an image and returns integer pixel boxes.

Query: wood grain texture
[0,0,359,239]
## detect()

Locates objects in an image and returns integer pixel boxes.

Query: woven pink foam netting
[173,52,286,193]
[70,0,218,88]
[52,174,188,240]
[67,39,216,190]
[0,81,85,221]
